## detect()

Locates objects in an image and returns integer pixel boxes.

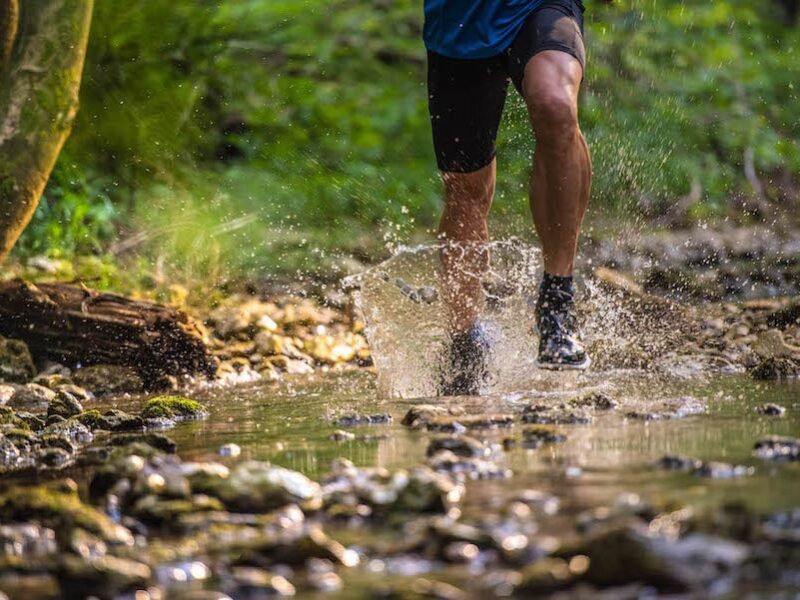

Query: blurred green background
[14,0,800,283]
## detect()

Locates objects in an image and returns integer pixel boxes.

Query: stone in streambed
[753,436,800,462]
[0,479,133,546]
[755,403,786,416]
[109,432,178,453]
[56,554,151,600]
[426,435,486,458]
[750,356,800,380]
[401,404,466,428]
[521,426,567,448]
[47,391,84,420]
[192,461,320,513]
[8,383,55,410]
[0,336,36,383]
[422,413,515,432]
[140,396,207,420]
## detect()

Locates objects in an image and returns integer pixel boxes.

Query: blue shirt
[424,0,546,59]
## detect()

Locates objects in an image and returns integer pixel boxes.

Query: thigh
[506,0,586,94]
[427,51,509,173]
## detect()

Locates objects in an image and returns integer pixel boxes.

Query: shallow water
[93,370,800,597]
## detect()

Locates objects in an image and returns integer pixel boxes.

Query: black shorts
[427,0,586,173]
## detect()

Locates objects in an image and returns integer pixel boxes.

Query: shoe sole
[535,356,592,371]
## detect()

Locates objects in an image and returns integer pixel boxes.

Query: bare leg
[438,160,495,333]
[522,50,591,276]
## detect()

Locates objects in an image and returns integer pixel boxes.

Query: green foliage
[14,164,115,258]
[16,0,800,278]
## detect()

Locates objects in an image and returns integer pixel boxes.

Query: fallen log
[0,280,216,386]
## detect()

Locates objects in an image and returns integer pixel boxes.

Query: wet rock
[194,461,321,513]
[755,403,786,416]
[401,405,466,428]
[427,449,511,480]
[558,520,747,592]
[0,336,36,383]
[570,391,618,411]
[0,523,57,557]
[8,383,55,410]
[39,447,72,469]
[753,436,800,462]
[219,443,241,457]
[694,462,754,479]
[140,395,207,420]
[47,391,84,420]
[110,433,178,453]
[657,455,702,472]
[0,406,31,430]
[329,430,356,442]
[426,435,486,458]
[521,405,592,425]
[624,396,706,421]
[334,413,392,427]
[57,554,150,600]
[752,329,799,359]
[421,413,514,432]
[31,373,72,389]
[517,557,583,594]
[750,356,800,380]
[43,418,93,444]
[521,426,567,448]
[0,384,15,406]
[657,455,753,478]
[72,365,144,396]
[0,480,134,546]
[264,524,359,567]
[228,566,296,597]
[322,464,462,514]
[766,301,800,329]
[762,508,800,543]
[131,493,224,526]
[56,384,93,404]
[101,409,146,432]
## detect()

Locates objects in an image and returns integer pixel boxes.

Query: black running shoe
[440,321,493,396]
[535,286,591,370]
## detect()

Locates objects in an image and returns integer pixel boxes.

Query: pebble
[218,443,241,457]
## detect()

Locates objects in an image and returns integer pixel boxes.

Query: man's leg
[438,160,495,333]
[521,49,592,369]
[522,50,591,276]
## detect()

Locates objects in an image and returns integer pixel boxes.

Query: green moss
[75,410,111,430]
[0,480,132,545]
[0,406,30,430]
[140,396,206,420]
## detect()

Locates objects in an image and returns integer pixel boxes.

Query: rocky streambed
[0,290,799,598]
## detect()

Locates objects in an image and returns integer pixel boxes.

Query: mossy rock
[109,433,177,453]
[0,336,36,383]
[47,391,84,420]
[140,396,207,420]
[0,480,134,545]
[74,410,112,431]
[57,553,151,600]
[0,406,31,430]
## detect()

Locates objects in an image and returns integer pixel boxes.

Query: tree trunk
[0,280,217,386]
[0,0,93,262]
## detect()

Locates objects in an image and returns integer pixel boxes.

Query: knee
[526,88,579,145]
[442,171,494,214]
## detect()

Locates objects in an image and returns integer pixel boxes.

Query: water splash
[347,239,695,399]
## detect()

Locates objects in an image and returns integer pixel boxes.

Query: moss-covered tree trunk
[0,0,93,262]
